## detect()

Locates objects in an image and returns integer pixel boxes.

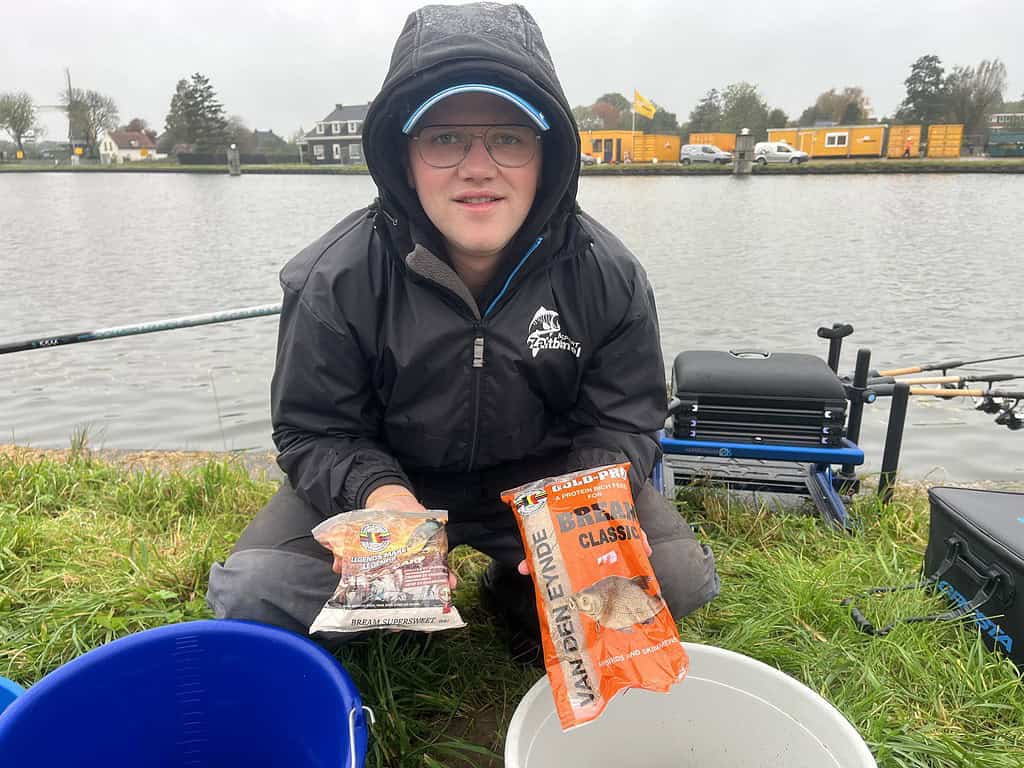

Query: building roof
[252,129,288,151]
[304,103,370,139]
[323,103,370,122]
[108,131,157,150]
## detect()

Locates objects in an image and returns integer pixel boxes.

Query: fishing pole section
[862,350,1024,432]
[3,306,1019,514]
[819,326,1022,505]
[0,304,283,356]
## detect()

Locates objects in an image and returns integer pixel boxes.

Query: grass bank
[2,446,1021,767]
[582,158,1024,175]
[4,159,1024,176]
[0,162,370,175]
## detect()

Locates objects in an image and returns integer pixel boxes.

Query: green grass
[2,449,1021,767]
[5,159,1023,176]
[580,158,1024,175]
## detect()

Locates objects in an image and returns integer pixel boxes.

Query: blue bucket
[0,677,23,715]
[0,620,370,767]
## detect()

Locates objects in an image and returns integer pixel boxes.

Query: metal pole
[878,382,910,504]
[227,144,241,176]
[0,304,282,355]
[631,108,636,163]
[734,128,753,174]
[841,347,872,480]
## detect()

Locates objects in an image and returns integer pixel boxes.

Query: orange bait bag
[309,508,465,634]
[502,463,689,731]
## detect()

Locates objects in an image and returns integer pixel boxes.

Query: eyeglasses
[411,124,541,168]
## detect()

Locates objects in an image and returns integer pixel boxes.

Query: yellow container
[887,125,922,158]
[792,125,886,158]
[767,129,798,147]
[579,130,679,163]
[688,132,736,152]
[926,124,963,158]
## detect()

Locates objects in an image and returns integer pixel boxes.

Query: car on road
[754,141,809,165]
[580,152,598,166]
[679,144,732,165]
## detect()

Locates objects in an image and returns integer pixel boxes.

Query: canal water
[2,172,1022,484]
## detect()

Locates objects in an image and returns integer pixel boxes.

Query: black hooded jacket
[271,2,667,515]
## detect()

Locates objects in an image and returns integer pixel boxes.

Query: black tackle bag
[843,487,1023,667]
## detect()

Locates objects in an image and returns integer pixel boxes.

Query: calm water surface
[2,172,1022,484]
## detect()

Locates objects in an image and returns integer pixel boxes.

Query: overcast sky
[5,0,1022,140]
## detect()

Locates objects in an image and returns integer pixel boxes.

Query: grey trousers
[207,465,719,639]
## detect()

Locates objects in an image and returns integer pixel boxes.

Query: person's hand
[365,484,425,512]
[516,528,652,575]
[333,486,460,589]
[332,485,433,575]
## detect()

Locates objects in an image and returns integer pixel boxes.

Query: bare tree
[946,59,1007,137]
[801,87,871,126]
[226,114,256,153]
[62,87,119,157]
[572,105,602,130]
[0,92,40,152]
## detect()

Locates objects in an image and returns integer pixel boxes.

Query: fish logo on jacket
[526,306,582,358]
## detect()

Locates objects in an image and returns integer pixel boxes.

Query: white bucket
[505,642,877,768]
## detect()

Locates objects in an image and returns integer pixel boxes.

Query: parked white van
[754,142,809,165]
[679,144,733,165]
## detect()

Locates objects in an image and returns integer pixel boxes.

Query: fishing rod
[0,304,282,356]
[867,384,1024,430]
[867,373,1021,386]
[874,352,1024,377]
[868,385,1024,399]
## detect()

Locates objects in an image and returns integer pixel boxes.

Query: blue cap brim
[402,84,550,134]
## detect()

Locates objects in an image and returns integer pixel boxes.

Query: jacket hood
[363,2,580,260]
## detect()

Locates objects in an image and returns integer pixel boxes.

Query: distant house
[301,103,369,164]
[990,113,1024,133]
[252,129,289,154]
[99,131,165,163]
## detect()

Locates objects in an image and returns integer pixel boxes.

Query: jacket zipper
[465,236,544,470]
[466,323,485,470]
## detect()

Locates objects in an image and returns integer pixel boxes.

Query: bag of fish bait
[502,463,689,731]
[309,508,465,634]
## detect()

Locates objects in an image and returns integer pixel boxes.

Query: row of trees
[687,83,789,137]
[571,55,1019,142]
[1,71,270,160]
[573,92,682,135]
[896,55,1014,137]
[5,56,1022,158]
[0,81,125,157]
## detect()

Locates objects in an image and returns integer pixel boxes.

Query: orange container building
[768,125,887,158]
[887,125,922,158]
[687,132,736,152]
[926,124,963,158]
[579,130,680,163]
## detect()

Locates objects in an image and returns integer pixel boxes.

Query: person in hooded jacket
[207,1,719,657]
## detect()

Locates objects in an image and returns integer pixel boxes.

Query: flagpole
[631,90,636,162]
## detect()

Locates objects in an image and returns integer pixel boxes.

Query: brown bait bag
[502,463,689,731]
[309,508,465,634]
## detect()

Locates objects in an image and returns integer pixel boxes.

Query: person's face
[406,92,542,262]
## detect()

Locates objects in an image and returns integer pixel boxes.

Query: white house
[300,103,369,165]
[99,131,165,163]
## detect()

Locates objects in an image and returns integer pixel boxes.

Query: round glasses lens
[418,127,469,168]
[485,126,536,167]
